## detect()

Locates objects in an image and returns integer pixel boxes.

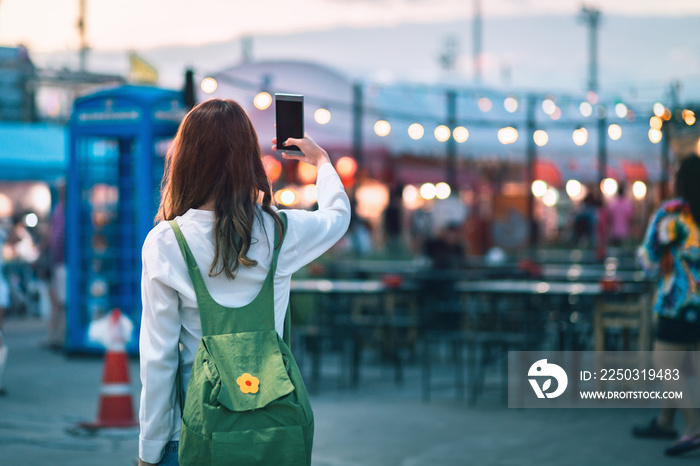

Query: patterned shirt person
[638,198,700,323]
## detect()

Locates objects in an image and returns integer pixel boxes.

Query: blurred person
[634,155,700,456]
[138,100,350,465]
[409,206,432,255]
[608,184,635,247]
[40,182,66,350]
[572,192,598,247]
[383,183,403,256]
[423,222,466,270]
[0,218,20,395]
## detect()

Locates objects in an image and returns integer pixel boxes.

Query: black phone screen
[275,95,304,154]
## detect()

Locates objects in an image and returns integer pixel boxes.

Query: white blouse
[138,163,351,463]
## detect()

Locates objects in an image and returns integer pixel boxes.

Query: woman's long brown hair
[155,99,284,279]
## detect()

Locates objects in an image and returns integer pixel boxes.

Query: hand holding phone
[271,134,330,170]
[275,94,304,156]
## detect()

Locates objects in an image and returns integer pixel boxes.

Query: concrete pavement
[0,317,696,465]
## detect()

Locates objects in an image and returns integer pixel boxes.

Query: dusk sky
[1,0,699,52]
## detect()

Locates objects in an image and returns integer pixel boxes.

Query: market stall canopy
[0,122,66,181]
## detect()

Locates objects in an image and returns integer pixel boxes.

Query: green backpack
[168,213,314,465]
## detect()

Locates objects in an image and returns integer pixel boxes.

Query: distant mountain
[34,15,700,104]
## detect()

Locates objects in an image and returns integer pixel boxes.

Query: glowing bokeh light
[550,107,562,120]
[533,130,549,147]
[580,102,593,117]
[683,109,696,126]
[498,126,518,144]
[615,102,628,119]
[262,155,282,182]
[573,128,588,146]
[434,125,451,142]
[420,183,437,200]
[408,123,424,140]
[453,126,469,143]
[542,98,556,115]
[200,77,218,94]
[632,181,647,200]
[653,102,666,117]
[649,128,663,144]
[374,120,391,137]
[601,178,619,196]
[298,162,317,184]
[336,156,357,178]
[566,180,582,199]
[608,124,622,141]
[402,185,419,204]
[314,108,331,125]
[253,91,272,110]
[24,212,38,228]
[478,97,492,112]
[504,96,519,113]
[435,182,451,200]
[279,189,297,206]
[542,188,559,207]
[531,180,548,197]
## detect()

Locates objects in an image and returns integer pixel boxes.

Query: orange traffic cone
[80,309,138,429]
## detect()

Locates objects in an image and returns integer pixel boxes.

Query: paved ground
[0,317,697,465]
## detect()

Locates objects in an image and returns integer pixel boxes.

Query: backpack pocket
[212,425,307,465]
[201,330,295,412]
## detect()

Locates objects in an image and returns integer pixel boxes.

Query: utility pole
[579,6,601,94]
[78,0,89,72]
[446,90,458,192]
[525,94,537,247]
[352,82,363,172]
[473,0,482,84]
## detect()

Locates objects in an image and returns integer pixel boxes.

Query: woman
[636,155,700,456]
[138,99,350,465]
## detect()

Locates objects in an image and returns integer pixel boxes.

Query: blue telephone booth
[66,85,187,354]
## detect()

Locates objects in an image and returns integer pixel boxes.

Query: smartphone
[275,94,304,156]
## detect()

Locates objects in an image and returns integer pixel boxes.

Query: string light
[608,124,622,141]
[453,126,469,143]
[504,96,519,113]
[615,103,628,118]
[649,128,662,143]
[580,102,593,117]
[314,108,331,124]
[253,92,272,110]
[435,182,451,199]
[601,178,618,196]
[566,180,582,199]
[531,180,547,197]
[478,97,492,112]
[533,130,549,147]
[683,110,696,126]
[653,103,665,117]
[374,120,391,137]
[498,127,518,144]
[420,183,437,200]
[573,128,588,146]
[434,125,451,142]
[632,181,647,200]
[542,188,559,207]
[542,98,556,115]
[408,123,424,140]
[201,77,218,94]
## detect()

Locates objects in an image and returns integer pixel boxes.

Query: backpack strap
[273,212,291,347]
[168,220,204,292]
